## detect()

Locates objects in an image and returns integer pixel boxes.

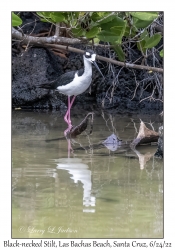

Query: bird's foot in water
[64,125,73,137]
[64,117,73,129]
[68,121,73,129]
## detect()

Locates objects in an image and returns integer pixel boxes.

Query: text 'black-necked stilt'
[37,49,104,133]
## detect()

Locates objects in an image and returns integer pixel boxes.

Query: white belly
[57,74,92,96]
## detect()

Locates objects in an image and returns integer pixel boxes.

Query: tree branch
[55,22,60,37]
[12,27,163,73]
[12,27,87,45]
[46,44,163,73]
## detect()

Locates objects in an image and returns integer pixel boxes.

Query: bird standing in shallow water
[37,49,104,133]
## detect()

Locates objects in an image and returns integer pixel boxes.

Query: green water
[12,110,163,238]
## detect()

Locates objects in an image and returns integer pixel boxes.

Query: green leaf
[85,27,99,38]
[50,12,65,22]
[12,12,22,27]
[110,25,125,36]
[130,12,158,21]
[140,30,149,42]
[79,12,86,17]
[124,26,136,37]
[113,45,125,62]
[159,49,163,57]
[91,12,101,22]
[110,28,123,44]
[98,12,111,17]
[94,38,100,44]
[71,26,85,37]
[37,12,52,18]
[110,20,126,45]
[36,12,52,22]
[61,12,69,22]
[97,31,120,43]
[100,16,125,31]
[144,33,162,48]
[133,17,153,29]
[137,40,146,54]
[91,12,112,22]
[71,12,80,19]
[94,14,116,26]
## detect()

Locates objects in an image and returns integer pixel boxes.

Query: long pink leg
[64,96,76,137]
[64,96,70,125]
[64,96,76,128]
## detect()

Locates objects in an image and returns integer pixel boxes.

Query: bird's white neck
[83,56,92,77]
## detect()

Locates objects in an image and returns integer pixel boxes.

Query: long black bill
[92,61,105,79]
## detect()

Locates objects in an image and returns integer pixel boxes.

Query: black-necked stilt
[37,49,104,132]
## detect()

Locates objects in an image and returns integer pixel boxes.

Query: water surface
[12,109,163,238]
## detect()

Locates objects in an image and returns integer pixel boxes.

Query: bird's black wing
[57,68,84,86]
[76,68,84,77]
[36,68,84,90]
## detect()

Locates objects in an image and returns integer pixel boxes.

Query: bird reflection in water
[56,142,96,213]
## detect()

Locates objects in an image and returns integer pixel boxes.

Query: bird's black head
[83,49,104,78]
[84,49,95,59]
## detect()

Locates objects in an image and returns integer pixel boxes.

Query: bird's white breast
[57,73,92,97]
